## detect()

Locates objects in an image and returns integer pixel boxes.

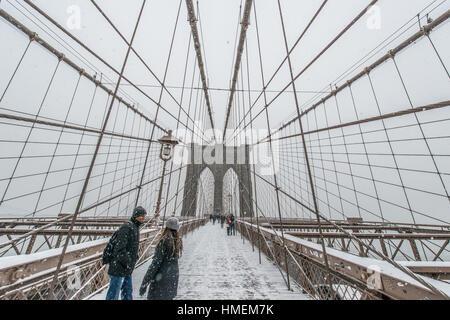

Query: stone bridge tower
[180,144,253,217]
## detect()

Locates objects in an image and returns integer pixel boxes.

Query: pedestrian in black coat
[230,214,236,236]
[139,217,183,300]
[105,206,147,300]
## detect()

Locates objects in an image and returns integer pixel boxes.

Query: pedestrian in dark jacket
[105,206,147,300]
[230,214,236,235]
[226,214,231,236]
[139,217,183,300]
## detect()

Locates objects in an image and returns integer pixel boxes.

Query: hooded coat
[141,230,180,300]
[107,215,142,277]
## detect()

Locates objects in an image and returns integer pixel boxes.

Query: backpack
[102,229,119,265]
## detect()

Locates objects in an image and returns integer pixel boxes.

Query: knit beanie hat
[132,206,147,219]
[166,217,180,231]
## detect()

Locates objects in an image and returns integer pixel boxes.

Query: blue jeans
[106,275,133,300]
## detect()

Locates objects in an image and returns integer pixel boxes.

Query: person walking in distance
[230,213,236,236]
[139,217,183,300]
[220,213,225,229]
[226,214,231,236]
[103,206,147,300]
[215,213,220,225]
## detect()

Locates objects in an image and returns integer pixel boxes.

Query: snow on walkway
[92,222,310,300]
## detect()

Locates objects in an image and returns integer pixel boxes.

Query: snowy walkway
[92,222,310,300]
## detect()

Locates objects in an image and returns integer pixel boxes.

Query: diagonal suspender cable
[185,0,216,143]
[224,0,328,144]
[252,1,292,290]
[257,9,450,145]
[135,0,185,209]
[0,9,166,135]
[162,32,193,221]
[222,0,253,141]
[88,0,208,144]
[228,0,379,144]
[276,0,336,296]
[46,0,148,300]
[20,0,203,140]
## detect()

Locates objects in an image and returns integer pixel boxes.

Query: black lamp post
[154,130,178,221]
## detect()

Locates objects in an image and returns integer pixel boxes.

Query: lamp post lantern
[158,130,178,161]
[154,130,178,221]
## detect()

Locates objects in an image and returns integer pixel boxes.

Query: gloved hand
[139,285,147,297]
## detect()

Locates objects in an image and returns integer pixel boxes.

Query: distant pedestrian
[230,214,236,236]
[220,214,225,229]
[226,215,231,236]
[209,214,213,223]
[139,217,183,300]
[103,206,147,300]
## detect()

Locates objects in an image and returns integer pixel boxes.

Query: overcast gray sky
[1,0,448,132]
[0,1,449,230]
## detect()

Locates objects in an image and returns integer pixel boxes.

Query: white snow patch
[91,222,311,300]
[244,221,450,296]
[0,238,109,270]
[0,228,156,270]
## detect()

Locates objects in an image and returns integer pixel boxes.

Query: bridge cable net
[0,0,448,300]
[0,0,212,299]
[222,0,450,300]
